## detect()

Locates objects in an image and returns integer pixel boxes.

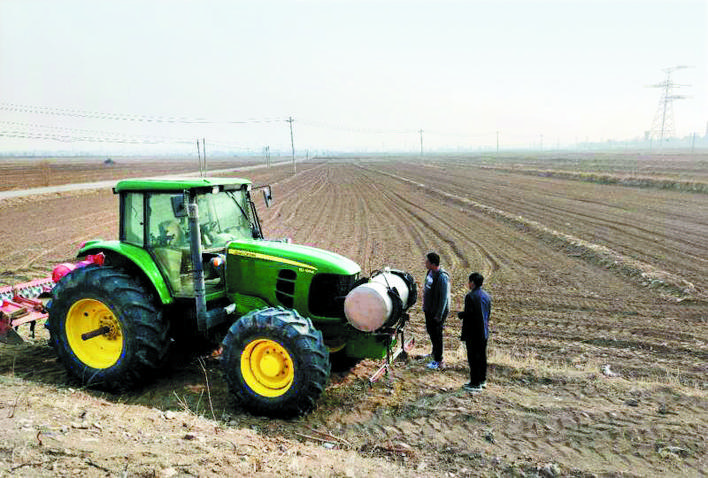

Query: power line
[4,102,502,142]
[0,102,288,125]
[0,129,194,145]
[0,120,195,145]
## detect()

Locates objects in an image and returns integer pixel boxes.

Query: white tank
[344,271,410,332]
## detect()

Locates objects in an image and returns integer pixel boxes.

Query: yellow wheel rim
[66,298,123,369]
[241,339,294,397]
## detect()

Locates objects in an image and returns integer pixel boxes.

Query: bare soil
[0,154,706,477]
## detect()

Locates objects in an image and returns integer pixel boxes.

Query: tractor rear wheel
[47,265,169,391]
[221,307,330,417]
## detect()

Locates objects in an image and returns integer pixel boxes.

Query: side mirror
[171,195,187,218]
[262,186,273,208]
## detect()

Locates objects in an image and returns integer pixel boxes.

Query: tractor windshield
[197,190,256,248]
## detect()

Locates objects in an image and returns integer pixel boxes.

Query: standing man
[458,272,492,392]
[422,252,450,370]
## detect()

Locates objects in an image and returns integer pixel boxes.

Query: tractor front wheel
[221,307,330,417]
[47,265,169,391]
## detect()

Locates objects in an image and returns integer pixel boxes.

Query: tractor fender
[78,241,174,305]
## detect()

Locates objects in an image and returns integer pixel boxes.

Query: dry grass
[489,346,705,394]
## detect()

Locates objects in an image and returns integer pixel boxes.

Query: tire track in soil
[289,163,427,274]
[270,166,328,241]
[372,164,702,299]
[289,168,334,246]
[399,164,708,294]
[498,193,708,282]
[348,164,509,330]
[318,164,369,264]
[416,163,708,252]
[351,181,374,271]
[0,194,118,280]
[390,188,502,275]
[258,163,330,236]
[351,164,662,369]
[354,164,492,280]
[355,164,586,287]
[348,165,433,272]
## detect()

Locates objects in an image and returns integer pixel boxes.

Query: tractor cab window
[147,194,189,248]
[122,192,145,246]
[197,190,254,248]
[146,193,191,296]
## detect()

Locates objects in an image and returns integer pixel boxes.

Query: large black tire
[47,265,169,391]
[221,307,330,417]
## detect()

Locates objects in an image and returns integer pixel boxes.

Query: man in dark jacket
[457,272,491,392]
[422,252,450,370]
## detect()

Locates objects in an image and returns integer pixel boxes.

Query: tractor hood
[226,239,361,276]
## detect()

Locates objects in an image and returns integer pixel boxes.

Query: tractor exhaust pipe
[186,192,228,331]
[186,192,209,331]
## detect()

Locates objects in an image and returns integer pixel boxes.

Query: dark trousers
[425,311,444,362]
[465,337,487,385]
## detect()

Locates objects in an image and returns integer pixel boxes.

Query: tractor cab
[116,177,268,297]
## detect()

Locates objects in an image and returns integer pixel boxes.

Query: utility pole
[264,146,270,167]
[496,131,499,155]
[196,140,201,176]
[419,129,423,156]
[287,116,296,173]
[196,139,206,177]
[648,66,691,147]
[202,138,206,174]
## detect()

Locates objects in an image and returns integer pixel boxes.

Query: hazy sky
[0,0,706,155]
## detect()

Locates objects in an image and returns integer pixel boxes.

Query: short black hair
[426,252,440,266]
[469,272,484,288]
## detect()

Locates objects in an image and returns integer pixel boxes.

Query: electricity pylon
[648,66,690,145]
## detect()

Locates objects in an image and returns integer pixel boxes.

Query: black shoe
[463,383,482,392]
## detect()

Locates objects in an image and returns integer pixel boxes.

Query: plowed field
[0,154,706,477]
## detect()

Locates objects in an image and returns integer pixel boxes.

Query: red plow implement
[0,254,104,344]
[0,278,54,344]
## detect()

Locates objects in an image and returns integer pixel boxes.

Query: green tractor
[47,177,417,417]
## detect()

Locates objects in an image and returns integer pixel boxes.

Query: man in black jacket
[422,252,450,370]
[458,272,492,392]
